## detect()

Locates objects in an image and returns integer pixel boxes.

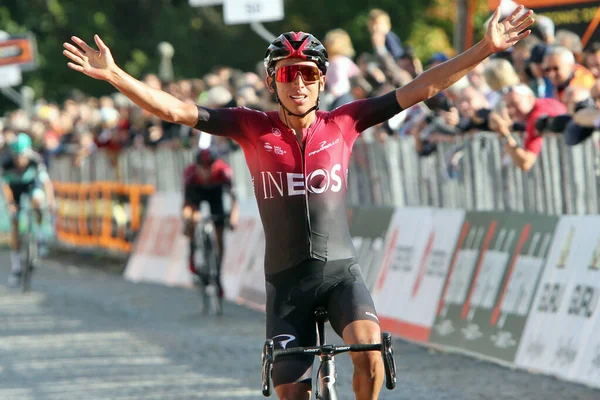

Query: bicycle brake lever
[261,339,274,397]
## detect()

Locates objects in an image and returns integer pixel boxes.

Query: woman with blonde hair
[323,28,361,109]
[483,58,521,107]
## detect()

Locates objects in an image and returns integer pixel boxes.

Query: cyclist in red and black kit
[64,7,534,399]
[182,147,239,295]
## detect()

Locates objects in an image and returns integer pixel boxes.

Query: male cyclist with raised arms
[63,7,533,399]
[2,133,55,287]
[183,147,239,298]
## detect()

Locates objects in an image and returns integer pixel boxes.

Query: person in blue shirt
[367,9,404,60]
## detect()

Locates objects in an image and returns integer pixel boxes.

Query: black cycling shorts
[8,182,41,211]
[184,184,225,227]
[265,257,379,387]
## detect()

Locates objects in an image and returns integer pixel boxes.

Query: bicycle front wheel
[22,219,36,293]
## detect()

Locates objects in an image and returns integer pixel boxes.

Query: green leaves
[124,49,150,78]
[0,0,490,114]
[47,0,67,27]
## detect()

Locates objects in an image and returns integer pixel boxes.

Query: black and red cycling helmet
[196,147,218,167]
[264,32,329,77]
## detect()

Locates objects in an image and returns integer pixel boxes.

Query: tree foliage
[0,0,491,112]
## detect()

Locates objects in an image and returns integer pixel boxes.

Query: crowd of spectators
[1,5,600,176]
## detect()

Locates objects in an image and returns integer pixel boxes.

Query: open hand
[485,5,535,53]
[63,35,116,81]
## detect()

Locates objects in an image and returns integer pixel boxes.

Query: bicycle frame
[20,208,35,292]
[194,218,220,277]
[192,214,229,315]
[16,202,45,293]
[261,307,397,399]
[314,307,340,400]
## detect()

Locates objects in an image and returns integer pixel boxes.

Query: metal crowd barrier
[47,131,600,216]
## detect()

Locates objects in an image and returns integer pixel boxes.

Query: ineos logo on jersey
[264,142,273,152]
[308,138,340,157]
[272,128,282,137]
[259,164,344,199]
[305,166,342,194]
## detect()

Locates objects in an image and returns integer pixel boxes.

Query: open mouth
[290,95,307,104]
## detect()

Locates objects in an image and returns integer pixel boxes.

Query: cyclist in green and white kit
[1,133,55,287]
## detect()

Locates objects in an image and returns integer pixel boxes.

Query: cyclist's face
[196,164,211,177]
[267,58,326,115]
[14,153,29,168]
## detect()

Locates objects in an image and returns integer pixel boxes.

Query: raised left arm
[395,5,534,110]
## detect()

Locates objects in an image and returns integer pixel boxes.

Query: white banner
[378,209,466,342]
[0,65,21,87]
[458,226,516,339]
[574,295,600,388]
[124,192,192,288]
[220,201,262,302]
[236,228,267,311]
[0,31,23,87]
[373,208,432,314]
[497,231,553,326]
[516,216,600,379]
[223,0,284,25]
[439,225,487,317]
[564,216,600,385]
[372,208,438,341]
[189,0,222,6]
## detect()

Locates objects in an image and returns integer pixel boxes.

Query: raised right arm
[64,35,248,137]
[107,66,198,127]
[63,35,197,127]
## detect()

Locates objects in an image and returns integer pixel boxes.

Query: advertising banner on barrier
[372,208,466,343]
[371,208,434,341]
[220,201,262,303]
[236,228,267,311]
[429,211,558,364]
[53,182,154,252]
[574,218,600,389]
[574,284,600,388]
[124,192,191,287]
[347,206,395,291]
[516,216,600,380]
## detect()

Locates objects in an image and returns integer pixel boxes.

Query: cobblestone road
[0,251,598,399]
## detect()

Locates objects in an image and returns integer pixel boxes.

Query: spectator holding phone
[489,84,566,171]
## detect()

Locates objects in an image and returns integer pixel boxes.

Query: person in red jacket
[490,83,566,171]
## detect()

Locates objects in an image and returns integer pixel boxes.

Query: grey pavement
[0,250,598,400]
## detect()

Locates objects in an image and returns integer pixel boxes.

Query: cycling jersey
[2,154,49,199]
[183,159,233,227]
[194,90,402,275]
